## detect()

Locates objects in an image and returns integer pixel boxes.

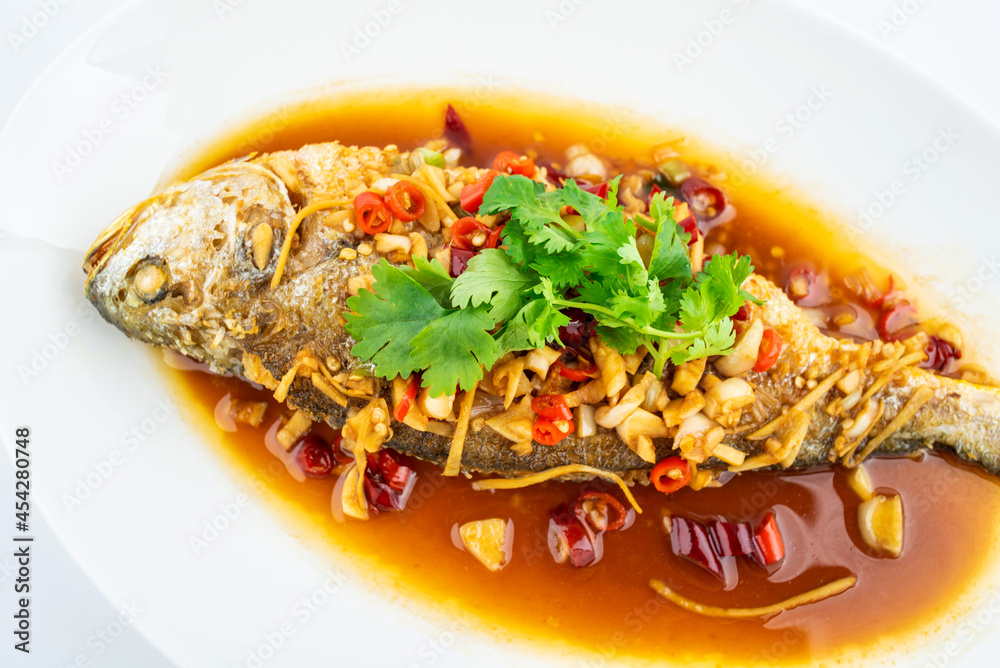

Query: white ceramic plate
[3,0,1000,665]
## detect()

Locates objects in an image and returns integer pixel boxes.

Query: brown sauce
[165,89,1000,664]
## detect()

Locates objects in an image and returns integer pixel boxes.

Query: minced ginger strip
[444,382,479,477]
[310,372,348,407]
[851,385,934,466]
[270,199,352,289]
[273,364,300,402]
[858,350,926,406]
[473,465,642,514]
[649,576,857,619]
[748,368,845,441]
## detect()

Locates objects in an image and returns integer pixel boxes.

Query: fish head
[83,161,294,368]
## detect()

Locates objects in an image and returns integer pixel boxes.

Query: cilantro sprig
[345,174,761,396]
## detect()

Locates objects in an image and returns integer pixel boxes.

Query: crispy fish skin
[84,142,1000,479]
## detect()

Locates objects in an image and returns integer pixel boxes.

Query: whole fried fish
[83,142,1000,480]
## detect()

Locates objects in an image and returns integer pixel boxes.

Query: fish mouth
[82,198,153,286]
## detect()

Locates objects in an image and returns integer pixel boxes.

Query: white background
[2,0,1000,666]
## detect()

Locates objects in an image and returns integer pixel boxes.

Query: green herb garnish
[345,174,761,396]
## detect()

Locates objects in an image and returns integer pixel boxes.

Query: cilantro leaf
[557,177,612,224]
[479,174,549,218]
[530,250,587,289]
[609,278,666,328]
[344,260,447,380]
[344,170,761,395]
[400,256,454,308]
[498,221,534,266]
[452,249,536,322]
[580,211,636,277]
[697,252,761,314]
[481,175,581,254]
[495,298,569,352]
[594,323,644,355]
[670,319,736,364]
[575,277,616,307]
[647,193,692,281]
[410,307,500,395]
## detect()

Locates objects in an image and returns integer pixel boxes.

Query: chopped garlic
[458,518,512,572]
[858,493,904,557]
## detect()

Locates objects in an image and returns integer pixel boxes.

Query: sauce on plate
[164,89,1000,664]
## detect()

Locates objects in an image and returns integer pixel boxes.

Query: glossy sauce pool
[165,90,1000,665]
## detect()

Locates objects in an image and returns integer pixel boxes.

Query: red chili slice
[492,150,536,177]
[877,302,919,341]
[710,520,755,557]
[786,266,817,303]
[450,216,491,251]
[650,456,691,494]
[574,491,628,532]
[363,450,416,514]
[581,181,609,199]
[548,504,602,568]
[353,191,392,235]
[531,394,573,421]
[566,180,610,215]
[394,376,420,422]
[533,417,575,445]
[459,171,496,214]
[868,275,904,310]
[753,328,783,373]
[646,183,664,210]
[670,516,725,580]
[444,103,471,151]
[921,335,962,372]
[384,181,426,222]
[485,224,505,249]
[294,434,334,478]
[374,450,411,493]
[553,358,599,382]
[680,177,726,221]
[449,246,476,278]
[751,511,785,566]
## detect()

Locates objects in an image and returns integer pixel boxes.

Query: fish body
[84,142,1000,479]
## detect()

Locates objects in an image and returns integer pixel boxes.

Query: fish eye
[129,257,170,304]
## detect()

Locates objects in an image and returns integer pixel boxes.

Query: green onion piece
[417,147,446,169]
[657,158,691,186]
